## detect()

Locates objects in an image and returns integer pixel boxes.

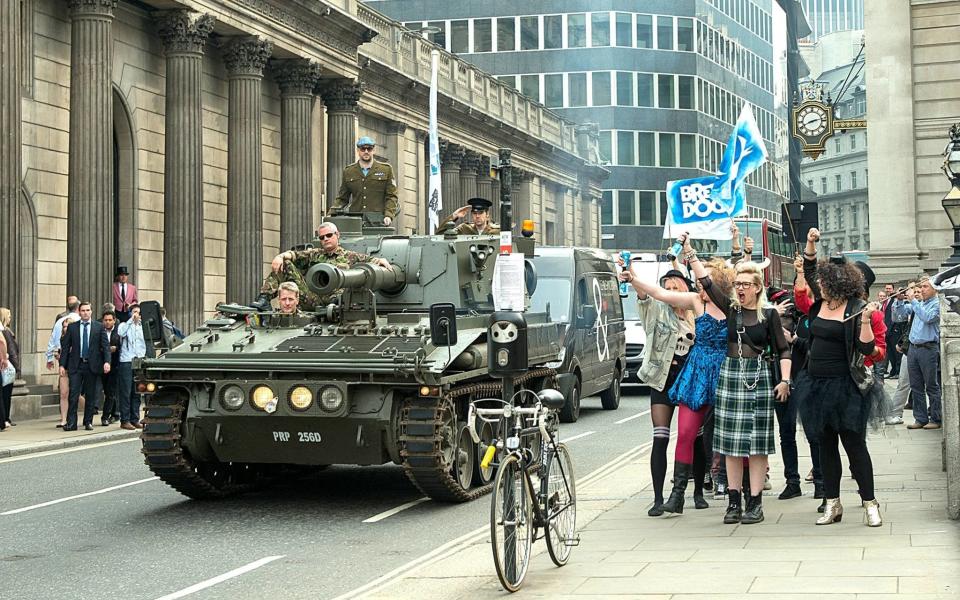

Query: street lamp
[941,123,960,267]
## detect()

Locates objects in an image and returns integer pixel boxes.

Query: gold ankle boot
[816,498,843,525]
[863,499,882,527]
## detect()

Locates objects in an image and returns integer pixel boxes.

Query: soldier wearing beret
[435,197,501,235]
[330,136,399,226]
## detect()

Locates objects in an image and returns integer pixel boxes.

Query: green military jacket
[332,160,398,219]
[435,214,501,235]
[260,246,374,311]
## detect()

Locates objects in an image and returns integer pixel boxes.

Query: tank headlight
[251,385,276,411]
[221,385,245,410]
[146,382,156,392]
[319,386,344,412]
[288,386,313,411]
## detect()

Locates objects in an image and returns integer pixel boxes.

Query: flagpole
[427,49,442,234]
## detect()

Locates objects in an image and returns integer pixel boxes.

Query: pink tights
[675,404,709,464]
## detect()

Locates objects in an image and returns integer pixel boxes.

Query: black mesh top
[700,276,791,360]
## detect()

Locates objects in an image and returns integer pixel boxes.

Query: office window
[473,19,492,53]
[807,179,813,189]
[834,138,841,153]
[678,75,694,109]
[657,15,674,50]
[592,71,611,106]
[568,13,586,48]
[617,131,635,165]
[639,191,656,225]
[404,21,423,31]
[591,12,610,47]
[638,132,655,166]
[836,206,845,229]
[851,171,858,188]
[659,191,668,225]
[615,12,632,46]
[636,73,654,107]
[544,74,562,107]
[543,15,562,49]
[498,75,517,88]
[820,177,827,195]
[835,174,842,192]
[598,131,612,163]
[496,17,515,51]
[618,191,636,224]
[568,73,587,107]
[427,21,446,48]
[450,20,469,53]
[677,17,694,51]
[636,14,653,48]
[851,204,859,229]
[520,74,539,102]
[657,74,675,108]
[850,134,857,150]
[601,190,613,224]
[679,134,696,167]
[659,133,676,167]
[520,16,539,50]
[616,71,633,106]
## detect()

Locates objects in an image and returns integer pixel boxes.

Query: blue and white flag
[428,49,442,234]
[664,105,768,240]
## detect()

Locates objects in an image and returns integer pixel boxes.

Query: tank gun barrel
[305,262,406,297]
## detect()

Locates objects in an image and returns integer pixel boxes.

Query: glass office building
[799,0,863,42]
[365,0,790,251]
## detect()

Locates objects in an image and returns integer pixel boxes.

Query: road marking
[1,477,159,515]
[562,430,595,442]
[614,409,651,425]
[363,497,430,523]
[154,555,285,600]
[0,437,140,464]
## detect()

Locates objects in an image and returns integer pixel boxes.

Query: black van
[529,247,626,422]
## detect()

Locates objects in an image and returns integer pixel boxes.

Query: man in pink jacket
[112,266,138,323]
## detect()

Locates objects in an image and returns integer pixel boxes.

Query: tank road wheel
[454,425,476,491]
[600,365,622,411]
[473,418,497,486]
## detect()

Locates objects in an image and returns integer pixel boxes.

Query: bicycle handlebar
[467,401,551,446]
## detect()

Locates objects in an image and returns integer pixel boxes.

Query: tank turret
[306,262,406,297]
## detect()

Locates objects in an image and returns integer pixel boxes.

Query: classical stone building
[865,0,960,283]
[0,0,606,395]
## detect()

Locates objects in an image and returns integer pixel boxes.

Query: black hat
[855,261,875,295]
[467,197,492,212]
[660,269,692,292]
[115,266,129,276]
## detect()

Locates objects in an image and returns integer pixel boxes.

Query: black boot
[741,493,765,524]
[250,293,272,312]
[661,462,691,515]
[647,501,664,517]
[723,489,742,524]
[778,482,802,500]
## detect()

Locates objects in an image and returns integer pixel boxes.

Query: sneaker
[713,482,728,500]
[885,416,904,425]
[923,422,942,430]
[906,422,926,430]
[703,473,713,492]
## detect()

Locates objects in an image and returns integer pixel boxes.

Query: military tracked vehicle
[136,218,563,502]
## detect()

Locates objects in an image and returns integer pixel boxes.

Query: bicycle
[467,388,578,592]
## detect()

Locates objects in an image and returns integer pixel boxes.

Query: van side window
[599,275,623,320]
[576,279,588,315]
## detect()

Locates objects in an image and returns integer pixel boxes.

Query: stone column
[459,150,480,201]
[273,59,321,250]
[319,80,362,212]
[384,121,407,229]
[66,0,116,310]
[440,141,464,220]
[0,0,21,316]
[511,167,533,233]
[155,10,214,331]
[223,37,272,303]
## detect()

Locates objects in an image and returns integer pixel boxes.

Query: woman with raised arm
[793,228,884,526]
[622,251,732,516]
[684,233,792,525]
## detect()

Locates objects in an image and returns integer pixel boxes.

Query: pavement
[0,413,139,458]
[356,390,960,599]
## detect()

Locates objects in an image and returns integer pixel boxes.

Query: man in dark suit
[99,311,121,426]
[882,283,905,378]
[59,302,111,431]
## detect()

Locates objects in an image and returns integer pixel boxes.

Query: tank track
[140,390,261,499]
[399,368,555,502]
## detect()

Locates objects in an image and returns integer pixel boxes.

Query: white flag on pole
[427,50,442,233]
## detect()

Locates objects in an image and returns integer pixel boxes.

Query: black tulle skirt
[794,370,884,437]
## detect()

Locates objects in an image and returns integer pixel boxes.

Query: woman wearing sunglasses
[683,233,792,525]
[621,255,732,516]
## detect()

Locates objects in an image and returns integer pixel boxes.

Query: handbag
[1,360,15,387]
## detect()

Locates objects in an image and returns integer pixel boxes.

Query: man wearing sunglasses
[253,222,392,312]
[435,197,500,235]
[330,136,399,226]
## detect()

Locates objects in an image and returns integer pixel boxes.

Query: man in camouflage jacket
[254,222,392,311]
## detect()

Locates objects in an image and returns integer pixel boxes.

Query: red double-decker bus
[690,217,798,289]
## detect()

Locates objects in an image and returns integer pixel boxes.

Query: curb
[0,429,141,459]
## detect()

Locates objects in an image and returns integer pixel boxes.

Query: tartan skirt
[713,356,777,457]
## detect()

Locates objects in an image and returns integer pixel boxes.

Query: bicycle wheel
[544,442,577,567]
[490,454,533,592]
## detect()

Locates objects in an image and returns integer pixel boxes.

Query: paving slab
[0,413,139,458]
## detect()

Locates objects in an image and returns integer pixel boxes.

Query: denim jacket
[636,295,681,392]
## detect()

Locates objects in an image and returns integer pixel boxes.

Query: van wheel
[600,367,622,410]
[559,378,581,423]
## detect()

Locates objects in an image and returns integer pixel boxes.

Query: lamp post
[942,123,960,267]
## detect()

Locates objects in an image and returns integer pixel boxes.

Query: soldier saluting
[435,197,500,235]
[330,136,399,226]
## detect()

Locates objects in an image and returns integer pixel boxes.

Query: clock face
[797,105,829,137]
